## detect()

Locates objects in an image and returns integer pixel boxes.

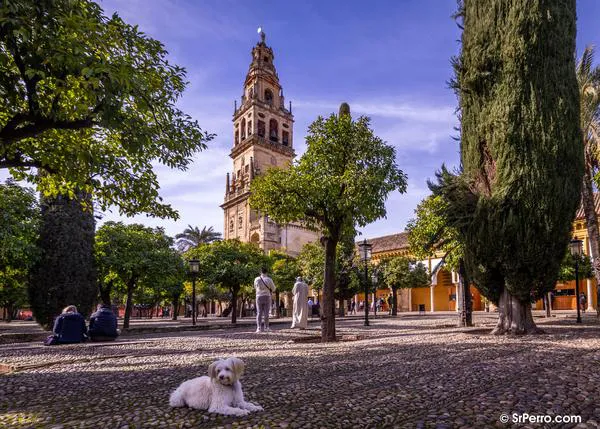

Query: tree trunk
[99,279,112,306]
[321,236,338,342]
[231,288,238,324]
[581,168,600,317]
[338,298,345,317]
[275,290,280,318]
[123,280,136,329]
[171,295,179,320]
[544,294,551,318]
[459,260,473,327]
[491,288,541,335]
[391,286,398,316]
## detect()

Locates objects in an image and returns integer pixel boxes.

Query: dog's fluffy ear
[207,361,219,379]
[229,357,245,377]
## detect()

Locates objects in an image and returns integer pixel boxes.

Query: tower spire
[258,27,266,44]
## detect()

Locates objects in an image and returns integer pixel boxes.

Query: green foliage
[406,194,462,271]
[378,256,430,290]
[434,0,582,304]
[557,251,593,282]
[95,221,178,328]
[0,0,213,218]
[269,250,301,293]
[30,192,96,328]
[185,240,266,323]
[175,225,222,252]
[296,242,325,292]
[0,180,39,319]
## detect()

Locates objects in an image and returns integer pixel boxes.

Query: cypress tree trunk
[492,289,541,335]
[321,236,338,342]
[30,193,96,329]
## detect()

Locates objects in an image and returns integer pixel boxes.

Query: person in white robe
[291,277,309,329]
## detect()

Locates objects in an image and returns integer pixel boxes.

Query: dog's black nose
[219,375,224,380]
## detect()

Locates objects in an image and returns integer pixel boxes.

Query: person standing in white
[254,267,275,333]
[291,277,309,329]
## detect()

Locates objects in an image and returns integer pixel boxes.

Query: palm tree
[175,225,222,252]
[577,45,600,316]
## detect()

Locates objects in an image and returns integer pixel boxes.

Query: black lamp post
[569,239,583,324]
[358,239,372,326]
[189,259,200,326]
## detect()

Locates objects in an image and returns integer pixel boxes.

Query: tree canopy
[185,240,266,324]
[95,221,178,328]
[175,225,222,252]
[0,0,212,218]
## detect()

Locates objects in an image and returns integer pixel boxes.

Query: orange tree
[250,103,406,341]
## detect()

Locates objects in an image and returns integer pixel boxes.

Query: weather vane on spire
[257,26,266,43]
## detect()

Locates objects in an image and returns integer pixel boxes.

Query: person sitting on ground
[51,305,88,344]
[88,304,119,341]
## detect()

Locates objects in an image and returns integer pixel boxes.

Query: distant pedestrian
[254,267,276,333]
[307,298,314,318]
[580,293,587,313]
[88,304,119,341]
[387,295,393,314]
[351,300,356,315]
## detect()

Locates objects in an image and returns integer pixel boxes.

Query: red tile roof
[358,232,409,255]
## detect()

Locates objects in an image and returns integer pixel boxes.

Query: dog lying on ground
[169,357,263,416]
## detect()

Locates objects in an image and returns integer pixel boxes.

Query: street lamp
[189,259,200,326]
[569,239,583,324]
[358,239,372,326]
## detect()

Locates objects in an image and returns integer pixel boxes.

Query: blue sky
[9,1,600,241]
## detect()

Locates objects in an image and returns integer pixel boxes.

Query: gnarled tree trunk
[492,289,541,335]
[123,279,136,329]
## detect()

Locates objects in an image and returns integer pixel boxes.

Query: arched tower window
[269,119,278,142]
[257,120,266,138]
[241,118,246,140]
[265,89,273,105]
[282,131,289,146]
[247,120,252,136]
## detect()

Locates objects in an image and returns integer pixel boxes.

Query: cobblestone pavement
[1,313,599,429]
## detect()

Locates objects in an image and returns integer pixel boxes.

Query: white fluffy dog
[169,357,263,416]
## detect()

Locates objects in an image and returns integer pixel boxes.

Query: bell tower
[221,29,296,253]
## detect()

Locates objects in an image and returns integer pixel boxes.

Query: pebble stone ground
[1,313,600,429]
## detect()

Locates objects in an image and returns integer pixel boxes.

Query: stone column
[587,279,595,312]
[430,285,435,312]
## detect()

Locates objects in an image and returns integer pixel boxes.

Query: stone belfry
[221,29,308,254]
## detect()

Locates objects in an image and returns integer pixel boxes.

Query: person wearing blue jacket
[52,305,88,344]
[88,304,119,341]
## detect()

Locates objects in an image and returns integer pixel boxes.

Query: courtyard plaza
[0,312,599,428]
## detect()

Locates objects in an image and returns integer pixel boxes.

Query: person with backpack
[254,267,276,333]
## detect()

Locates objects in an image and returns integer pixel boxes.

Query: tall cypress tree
[29,193,96,329]
[433,0,582,334]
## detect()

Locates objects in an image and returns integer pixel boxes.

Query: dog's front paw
[247,404,263,412]
[233,408,250,417]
